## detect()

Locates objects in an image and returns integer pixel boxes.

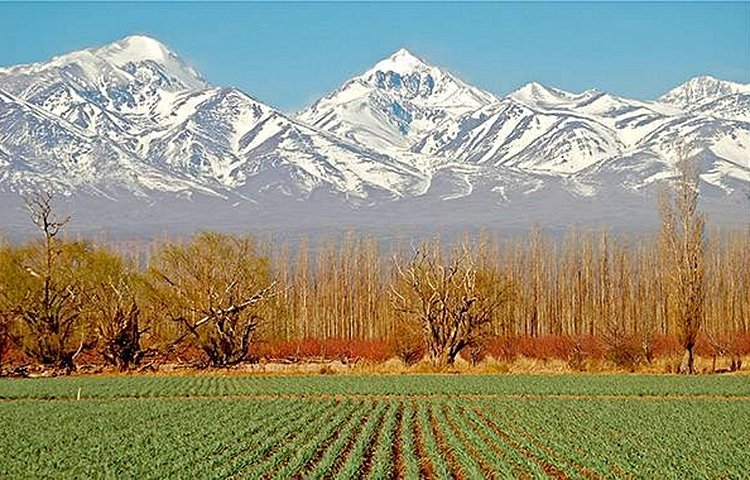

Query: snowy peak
[368,48,430,75]
[0,34,748,226]
[0,36,428,200]
[0,34,211,142]
[0,34,206,92]
[297,48,497,152]
[361,48,442,100]
[509,82,605,111]
[658,75,750,109]
[412,96,624,174]
[511,82,577,106]
[94,35,174,66]
[361,48,496,105]
[91,35,206,89]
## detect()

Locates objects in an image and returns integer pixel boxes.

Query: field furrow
[458,403,547,478]
[367,399,399,479]
[198,400,305,478]
[264,400,358,479]
[304,401,378,479]
[471,404,570,479]
[432,401,485,478]
[417,400,454,479]
[444,400,516,478]
[243,401,351,478]
[397,400,422,479]
[212,401,333,478]
[334,401,388,479]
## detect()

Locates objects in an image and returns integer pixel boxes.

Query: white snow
[659,76,750,109]
[367,48,431,75]
[0,36,748,211]
[298,47,497,153]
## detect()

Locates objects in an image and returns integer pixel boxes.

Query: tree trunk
[428,346,456,368]
[730,355,742,372]
[678,344,695,374]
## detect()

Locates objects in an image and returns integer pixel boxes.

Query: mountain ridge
[0,35,748,235]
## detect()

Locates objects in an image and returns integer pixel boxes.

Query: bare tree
[0,245,10,371]
[391,240,509,367]
[659,146,706,374]
[88,277,144,371]
[0,311,9,372]
[143,232,276,367]
[0,192,93,373]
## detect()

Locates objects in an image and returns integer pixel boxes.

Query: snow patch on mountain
[413,97,623,174]
[297,48,497,152]
[659,76,750,110]
[691,93,750,123]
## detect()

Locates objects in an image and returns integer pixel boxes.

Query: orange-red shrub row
[3,333,748,370]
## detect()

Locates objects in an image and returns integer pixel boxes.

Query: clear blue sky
[1,2,748,112]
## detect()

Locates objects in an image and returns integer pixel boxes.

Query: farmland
[1,375,749,478]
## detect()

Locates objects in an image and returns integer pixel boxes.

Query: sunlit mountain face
[1,36,748,235]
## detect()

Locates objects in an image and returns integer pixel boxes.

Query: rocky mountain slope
[297,48,497,153]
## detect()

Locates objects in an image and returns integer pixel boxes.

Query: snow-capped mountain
[414,79,749,192]
[0,36,747,236]
[0,87,211,196]
[0,36,424,201]
[412,96,625,174]
[297,49,497,153]
[658,76,750,110]
[141,86,425,198]
[0,36,207,144]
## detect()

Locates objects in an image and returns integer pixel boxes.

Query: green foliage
[368,400,398,479]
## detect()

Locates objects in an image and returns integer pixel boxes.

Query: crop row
[2,373,749,400]
[1,395,748,478]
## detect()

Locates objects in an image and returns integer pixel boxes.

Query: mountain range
[0,35,748,237]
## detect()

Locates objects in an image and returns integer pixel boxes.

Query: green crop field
[1,375,748,478]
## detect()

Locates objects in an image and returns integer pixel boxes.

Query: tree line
[0,158,747,374]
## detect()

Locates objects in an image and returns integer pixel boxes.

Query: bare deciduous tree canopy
[659,147,706,374]
[142,232,276,367]
[0,180,746,375]
[0,193,85,372]
[391,240,510,367]
[88,275,144,371]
